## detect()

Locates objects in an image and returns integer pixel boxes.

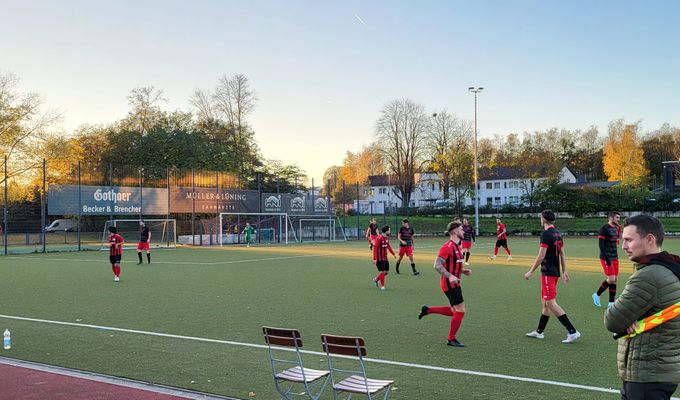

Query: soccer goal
[218,212,294,246]
[294,216,348,242]
[100,219,177,250]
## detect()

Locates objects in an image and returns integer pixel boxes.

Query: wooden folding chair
[321,334,394,400]
[263,326,330,400]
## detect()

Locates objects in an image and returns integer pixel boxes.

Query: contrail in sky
[354,13,367,27]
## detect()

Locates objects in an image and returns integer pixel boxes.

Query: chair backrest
[321,334,366,357]
[263,326,303,348]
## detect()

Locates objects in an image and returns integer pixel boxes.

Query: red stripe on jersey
[540,243,549,248]
[597,235,606,239]
[109,234,123,256]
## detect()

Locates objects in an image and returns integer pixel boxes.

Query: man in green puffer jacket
[605,214,680,400]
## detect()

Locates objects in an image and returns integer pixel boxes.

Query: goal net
[100,219,177,250]
[292,216,348,242]
[218,213,293,246]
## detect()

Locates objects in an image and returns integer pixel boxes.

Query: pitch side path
[0,357,240,400]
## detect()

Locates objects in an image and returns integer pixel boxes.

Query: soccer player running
[372,225,396,292]
[136,220,151,265]
[107,226,124,282]
[365,217,379,251]
[418,221,471,347]
[490,217,512,260]
[396,219,420,275]
[462,218,475,265]
[524,210,580,343]
[592,211,621,308]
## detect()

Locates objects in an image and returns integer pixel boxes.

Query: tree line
[0,71,307,203]
[324,98,680,214]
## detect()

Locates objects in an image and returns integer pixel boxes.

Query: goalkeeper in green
[242,222,254,247]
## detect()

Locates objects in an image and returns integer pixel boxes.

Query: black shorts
[376,260,389,272]
[445,286,464,306]
[495,239,508,248]
[109,255,122,264]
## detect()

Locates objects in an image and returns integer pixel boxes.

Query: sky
[2,0,680,184]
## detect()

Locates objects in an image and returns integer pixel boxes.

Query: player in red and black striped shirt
[372,225,396,291]
[107,226,124,282]
[490,218,512,260]
[592,211,621,308]
[524,210,580,343]
[417,221,471,347]
[396,219,419,275]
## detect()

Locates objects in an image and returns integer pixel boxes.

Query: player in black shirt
[136,220,151,265]
[461,218,475,265]
[365,217,379,251]
[396,219,419,275]
[524,210,580,344]
[591,212,621,308]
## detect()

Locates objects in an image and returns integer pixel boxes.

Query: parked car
[434,199,456,209]
[45,219,75,232]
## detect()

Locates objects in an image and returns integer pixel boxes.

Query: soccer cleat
[114,276,120,282]
[136,261,143,265]
[380,286,385,292]
[464,261,470,266]
[562,331,581,344]
[507,255,513,261]
[373,277,380,289]
[413,270,420,276]
[525,330,544,339]
[418,306,429,320]
[489,255,496,260]
[447,339,465,347]
[592,293,601,308]
[608,302,615,309]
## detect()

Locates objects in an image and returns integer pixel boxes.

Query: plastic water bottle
[3,329,10,350]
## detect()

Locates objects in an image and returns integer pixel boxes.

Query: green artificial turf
[2,237,680,399]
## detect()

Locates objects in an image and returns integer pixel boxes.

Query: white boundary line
[1,253,332,266]
[0,356,237,400]
[0,314,655,397]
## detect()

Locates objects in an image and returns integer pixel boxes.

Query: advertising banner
[48,185,168,215]
[261,193,332,215]
[169,187,260,213]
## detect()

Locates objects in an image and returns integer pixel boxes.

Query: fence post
[139,167,143,221]
[356,182,360,240]
[77,161,81,251]
[192,168,195,246]
[41,159,46,253]
[166,167,171,247]
[3,156,7,255]
[342,181,346,239]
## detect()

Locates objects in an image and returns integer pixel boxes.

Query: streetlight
[468,86,483,236]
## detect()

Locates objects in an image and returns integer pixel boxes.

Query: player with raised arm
[107,226,124,282]
[462,218,475,265]
[365,217,379,251]
[396,219,419,275]
[136,220,151,265]
[490,217,512,260]
[592,211,622,308]
[524,210,580,343]
[418,221,471,347]
[372,225,396,292]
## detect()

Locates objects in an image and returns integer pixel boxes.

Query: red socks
[376,272,385,287]
[494,247,499,256]
[448,311,465,340]
[505,248,511,255]
[112,264,121,277]
[428,306,454,316]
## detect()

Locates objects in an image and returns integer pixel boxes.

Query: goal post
[100,219,177,250]
[294,216,348,242]
[218,212,292,246]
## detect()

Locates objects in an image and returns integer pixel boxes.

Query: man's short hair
[381,225,390,233]
[609,211,621,218]
[541,209,556,223]
[108,226,117,234]
[446,221,462,233]
[624,214,665,247]
[402,218,409,224]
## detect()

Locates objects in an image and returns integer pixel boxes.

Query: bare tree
[189,88,215,122]
[427,110,473,203]
[124,86,167,135]
[375,99,429,209]
[1,71,61,181]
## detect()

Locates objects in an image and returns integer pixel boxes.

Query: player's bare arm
[559,248,570,283]
[434,256,458,284]
[525,247,547,280]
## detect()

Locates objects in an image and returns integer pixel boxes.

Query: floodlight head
[468,87,475,91]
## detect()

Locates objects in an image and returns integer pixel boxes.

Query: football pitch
[2,237,680,399]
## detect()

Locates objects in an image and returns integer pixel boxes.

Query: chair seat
[333,375,394,394]
[276,366,330,383]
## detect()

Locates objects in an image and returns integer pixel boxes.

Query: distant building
[365,166,578,212]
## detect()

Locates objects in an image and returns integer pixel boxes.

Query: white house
[365,166,577,212]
